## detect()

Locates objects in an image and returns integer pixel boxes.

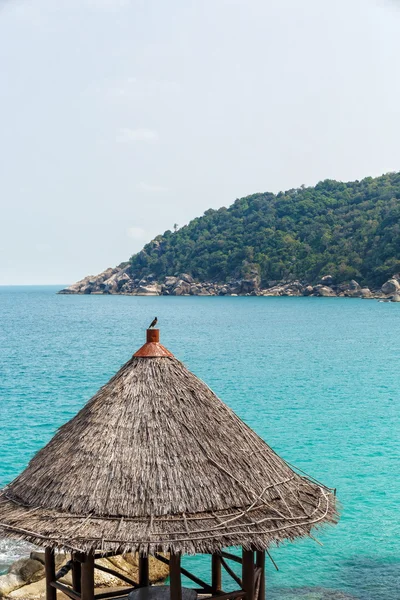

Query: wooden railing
[45,548,266,600]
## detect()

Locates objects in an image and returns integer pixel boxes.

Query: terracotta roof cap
[133,329,173,357]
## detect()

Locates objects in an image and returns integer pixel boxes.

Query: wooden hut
[0,328,337,600]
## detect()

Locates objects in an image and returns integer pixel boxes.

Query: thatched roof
[0,329,337,555]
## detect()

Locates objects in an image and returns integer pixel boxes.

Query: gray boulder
[14,559,44,584]
[103,271,132,293]
[262,287,283,296]
[316,286,336,297]
[0,572,25,597]
[349,279,361,291]
[360,287,372,298]
[115,273,131,291]
[320,275,333,285]
[282,282,303,296]
[345,289,362,298]
[381,278,400,295]
[136,284,160,296]
[227,281,241,294]
[0,558,45,597]
[289,281,304,291]
[164,276,178,287]
[120,280,136,294]
[179,273,194,284]
[337,282,350,292]
[58,267,120,294]
[172,280,191,295]
[240,277,260,294]
[30,552,65,569]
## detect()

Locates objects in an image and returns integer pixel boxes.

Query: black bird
[149,317,158,329]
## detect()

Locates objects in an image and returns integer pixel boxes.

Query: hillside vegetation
[129,173,400,287]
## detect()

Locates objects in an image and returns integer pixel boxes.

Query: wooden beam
[94,562,138,587]
[81,553,95,600]
[211,554,222,594]
[221,557,242,589]
[242,550,254,600]
[93,551,120,559]
[220,551,242,565]
[73,552,87,563]
[56,560,73,581]
[72,558,82,593]
[45,548,57,600]
[255,552,265,600]
[169,553,182,600]
[51,581,81,600]
[139,555,149,587]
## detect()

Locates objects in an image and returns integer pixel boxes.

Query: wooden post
[211,554,222,594]
[45,547,56,600]
[242,550,254,600]
[72,554,82,594]
[139,555,149,587]
[169,553,182,600]
[256,551,265,600]
[81,553,95,600]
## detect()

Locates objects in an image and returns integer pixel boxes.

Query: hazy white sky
[1,0,400,284]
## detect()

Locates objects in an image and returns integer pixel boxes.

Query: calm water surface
[0,286,399,599]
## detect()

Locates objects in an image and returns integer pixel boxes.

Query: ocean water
[0,286,399,600]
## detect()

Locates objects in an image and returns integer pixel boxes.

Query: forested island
[60,173,400,299]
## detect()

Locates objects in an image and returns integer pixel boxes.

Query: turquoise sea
[0,286,399,599]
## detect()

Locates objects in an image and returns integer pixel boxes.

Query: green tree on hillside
[129,172,400,287]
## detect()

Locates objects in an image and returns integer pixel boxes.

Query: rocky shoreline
[58,268,400,301]
[0,552,168,599]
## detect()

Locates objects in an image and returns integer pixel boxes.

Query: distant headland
[59,172,400,300]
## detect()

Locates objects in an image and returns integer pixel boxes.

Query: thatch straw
[0,341,338,555]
